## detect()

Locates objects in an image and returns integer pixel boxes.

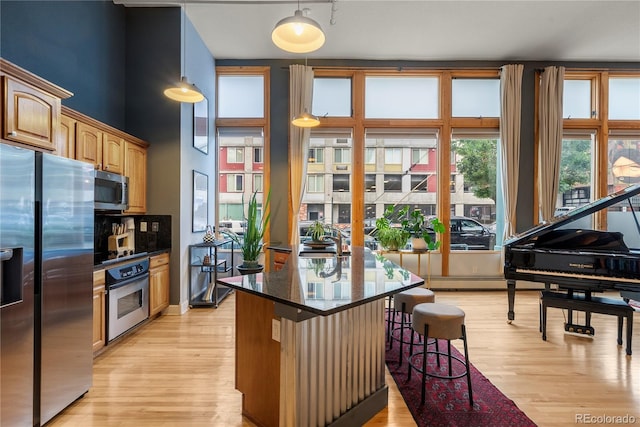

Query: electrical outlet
[152,222,159,232]
[272,319,280,342]
[140,222,147,232]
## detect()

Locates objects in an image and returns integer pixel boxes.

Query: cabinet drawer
[150,253,169,269]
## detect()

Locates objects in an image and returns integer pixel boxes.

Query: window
[608,132,640,193]
[384,174,402,192]
[333,174,350,192]
[558,132,594,210]
[411,148,429,165]
[227,174,243,192]
[451,131,500,249]
[609,77,640,120]
[312,77,352,117]
[307,174,324,193]
[411,175,429,192]
[253,174,263,192]
[365,148,376,165]
[307,204,324,221]
[384,148,402,165]
[253,147,263,163]
[334,148,351,163]
[365,174,376,192]
[217,75,264,118]
[308,148,324,163]
[451,78,500,117]
[365,76,439,119]
[563,79,593,119]
[227,147,244,163]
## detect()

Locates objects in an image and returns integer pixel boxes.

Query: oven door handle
[107,273,149,291]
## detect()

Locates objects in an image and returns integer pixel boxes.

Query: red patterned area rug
[386,330,537,427]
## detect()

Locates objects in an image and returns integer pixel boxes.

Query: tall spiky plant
[238,190,270,265]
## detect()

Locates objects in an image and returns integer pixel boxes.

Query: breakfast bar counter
[217,246,424,427]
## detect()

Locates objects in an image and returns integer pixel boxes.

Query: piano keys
[503,183,640,323]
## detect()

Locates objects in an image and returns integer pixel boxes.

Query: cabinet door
[76,122,103,169]
[102,133,124,174]
[4,76,60,150]
[150,263,170,316]
[92,270,106,354]
[56,114,76,158]
[124,141,147,214]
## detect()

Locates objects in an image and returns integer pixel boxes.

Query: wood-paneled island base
[217,247,424,427]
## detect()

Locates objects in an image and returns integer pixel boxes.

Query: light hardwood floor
[49,290,639,427]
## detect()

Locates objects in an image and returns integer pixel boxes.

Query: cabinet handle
[104,165,109,170]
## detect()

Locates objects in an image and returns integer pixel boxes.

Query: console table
[217,246,424,427]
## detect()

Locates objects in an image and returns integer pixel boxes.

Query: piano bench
[540,290,634,356]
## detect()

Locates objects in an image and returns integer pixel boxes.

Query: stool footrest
[408,350,469,380]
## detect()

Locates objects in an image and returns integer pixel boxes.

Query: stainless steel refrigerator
[1,143,94,426]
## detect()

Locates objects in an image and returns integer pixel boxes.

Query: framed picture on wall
[193,170,208,232]
[193,97,208,154]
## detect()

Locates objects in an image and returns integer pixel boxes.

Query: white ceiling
[116,0,640,62]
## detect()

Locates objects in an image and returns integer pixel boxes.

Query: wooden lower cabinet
[92,269,106,354]
[149,253,170,316]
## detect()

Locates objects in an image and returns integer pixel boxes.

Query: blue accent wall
[1,0,127,129]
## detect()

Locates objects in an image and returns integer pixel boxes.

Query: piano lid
[504,183,640,249]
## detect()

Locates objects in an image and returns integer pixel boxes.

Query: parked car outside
[447,216,496,250]
[219,220,247,235]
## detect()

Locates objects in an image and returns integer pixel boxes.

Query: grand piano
[504,184,640,353]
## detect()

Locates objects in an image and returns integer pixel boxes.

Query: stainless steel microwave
[94,170,128,211]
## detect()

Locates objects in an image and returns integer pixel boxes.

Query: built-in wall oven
[106,258,149,343]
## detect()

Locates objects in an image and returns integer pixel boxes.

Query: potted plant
[307,220,330,242]
[386,206,445,252]
[375,211,409,251]
[224,190,270,274]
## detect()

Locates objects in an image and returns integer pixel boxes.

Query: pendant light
[292,109,320,128]
[272,3,325,54]
[164,2,204,103]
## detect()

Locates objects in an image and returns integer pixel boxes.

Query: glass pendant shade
[164,76,205,103]
[292,110,320,127]
[272,10,325,53]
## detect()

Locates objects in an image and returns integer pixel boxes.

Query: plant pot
[411,237,427,251]
[237,263,264,275]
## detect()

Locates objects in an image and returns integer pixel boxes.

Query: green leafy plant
[381,205,445,251]
[308,220,330,242]
[225,190,270,266]
[375,214,409,251]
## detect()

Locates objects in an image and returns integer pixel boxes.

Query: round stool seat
[412,302,465,340]
[394,288,435,313]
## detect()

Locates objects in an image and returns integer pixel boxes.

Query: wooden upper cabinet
[124,141,147,213]
[75,121,103,168]
[56,114,76,158]
[1,59,72,151]
[102,132,125,174]
[75,124,125,175]
[3,76,61,150]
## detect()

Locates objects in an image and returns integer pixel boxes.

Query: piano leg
[507,280,516,323]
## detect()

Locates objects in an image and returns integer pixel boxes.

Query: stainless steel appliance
[106,258,149,342]
[0,143,94,426]
[94,169,128,211]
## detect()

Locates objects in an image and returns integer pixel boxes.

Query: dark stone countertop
[217,246,424,317]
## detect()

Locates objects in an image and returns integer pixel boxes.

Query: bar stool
[407,302,473,407]
[388,287,435,367]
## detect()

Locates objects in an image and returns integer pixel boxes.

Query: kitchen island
[217,246,424,427]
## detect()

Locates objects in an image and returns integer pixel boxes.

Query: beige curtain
[538,66,565,222]
[500,64,524,239]
[288,64,314,244]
